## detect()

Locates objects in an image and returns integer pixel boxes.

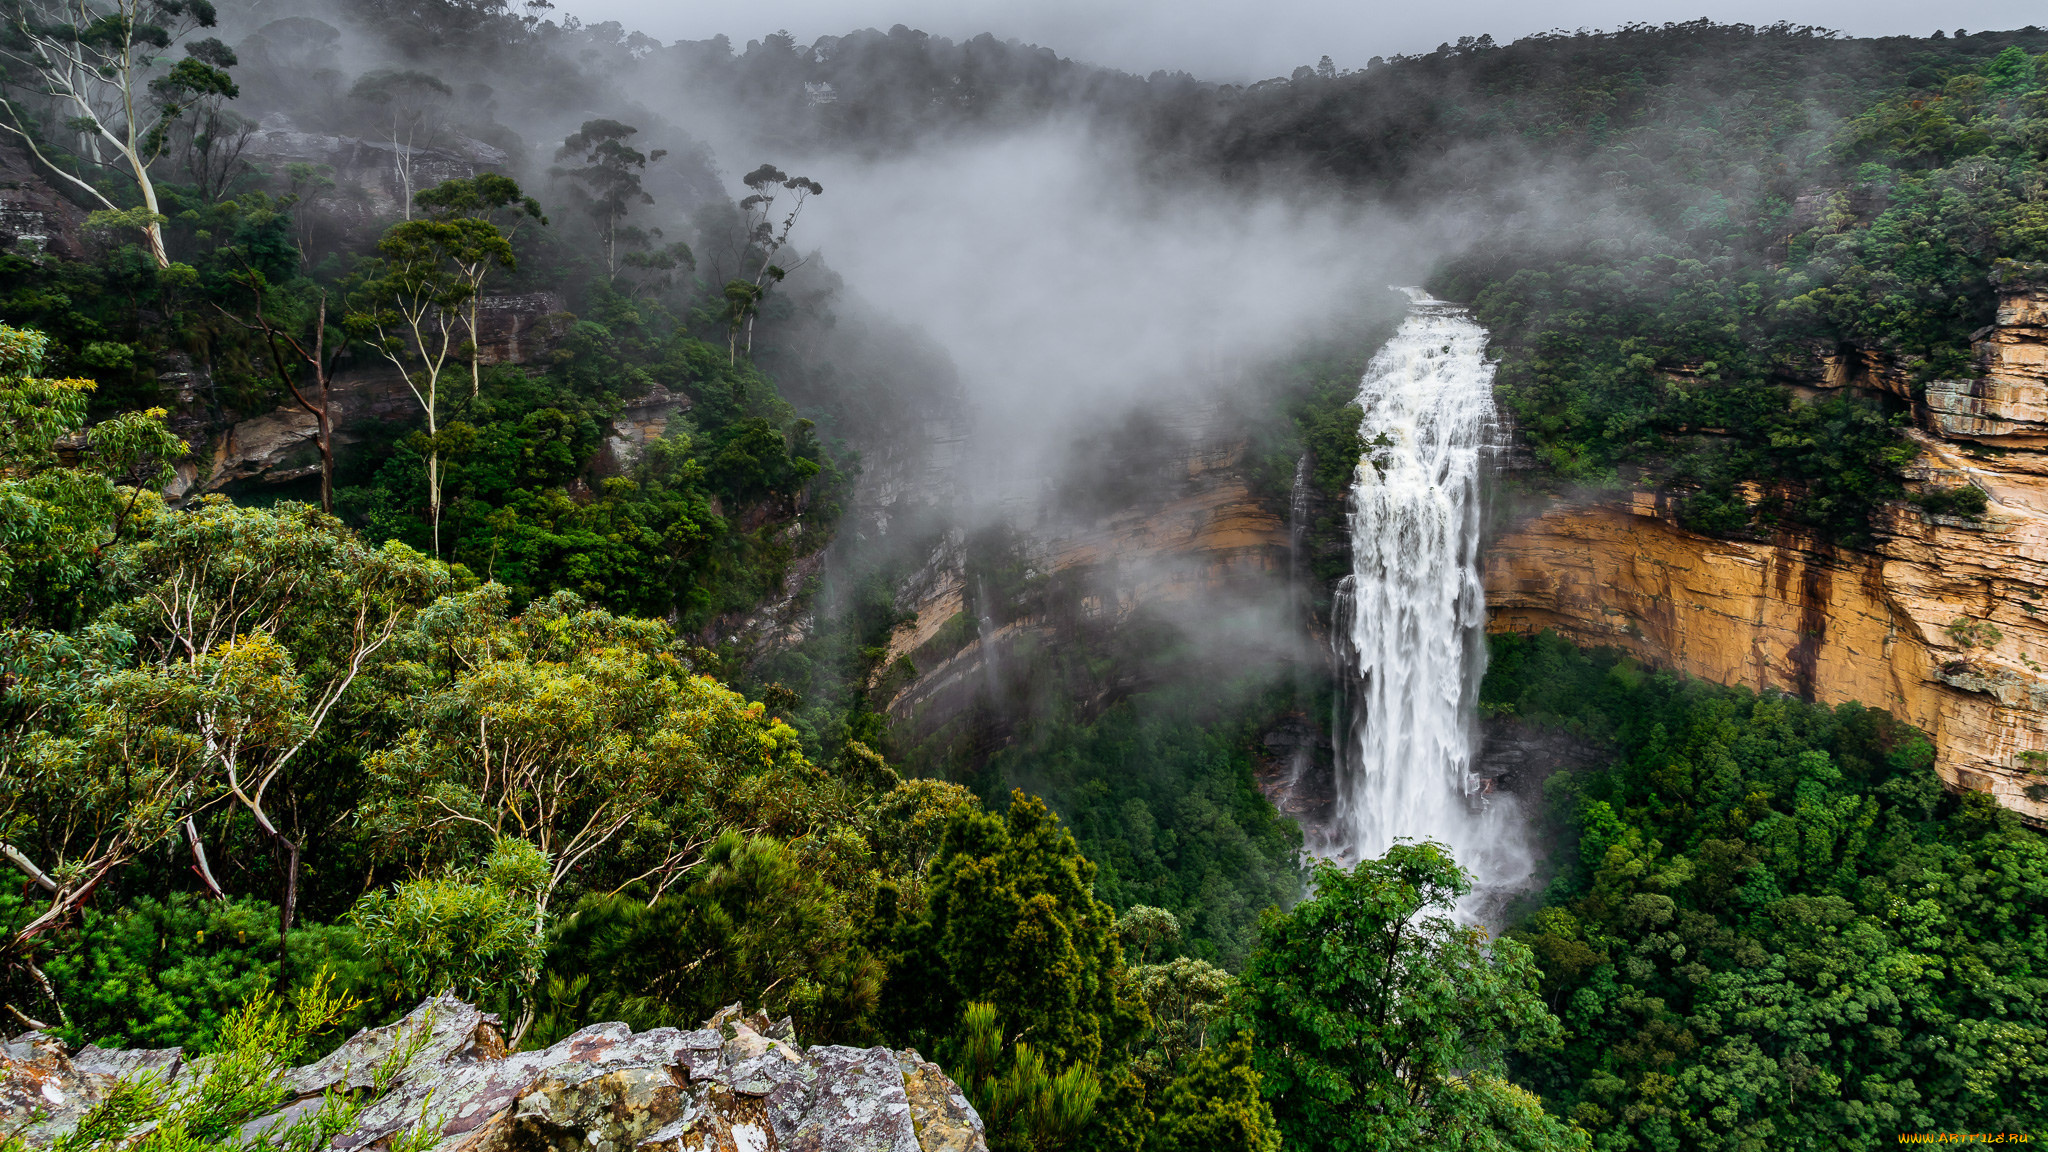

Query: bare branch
[0,842,57,892]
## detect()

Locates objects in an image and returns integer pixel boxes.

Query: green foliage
[0,324,184,627]
[1945,616,2004,647]
[555,119,669,277]
[949,1000,1102,1152]
[347,838,547,1012]
[1147,1033,1280,1152]
[0,328,867,1045]
[1404,32,2048,542]
[1914,482,1989,518]
[413,173,544,229]
[864,778,983,912]
[0,326,93,469]
[1459,260,1918,543]
[1485,631,2048,1148]
[30,977,417,1152]
[339,312,836,631]
[1114,906,1180,966]
[1128,957,1235,1075]
[42,895,373,1052]
[1236,843,1585,1152]
[964,679,1307,969]
[540,829,881,1044]
[884,792,1146,1067]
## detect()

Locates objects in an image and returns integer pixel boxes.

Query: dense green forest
[2,1,2046,1149]
[1486,633,2047,1146]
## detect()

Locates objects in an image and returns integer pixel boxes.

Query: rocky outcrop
[2,996,985,1152]
[1485,282,2048,827]
[241,117,510,242]
[599,384,695,475]
[0,140,86,261]
[1921,280,2048,452]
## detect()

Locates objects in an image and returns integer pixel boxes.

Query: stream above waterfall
[1328,289,1535,915]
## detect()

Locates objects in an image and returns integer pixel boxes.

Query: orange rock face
[1487,280,2048,828]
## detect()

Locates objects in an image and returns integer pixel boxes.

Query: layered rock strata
[1485,281,2048,827]
[1,996,986,1152]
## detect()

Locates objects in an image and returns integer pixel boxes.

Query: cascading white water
[1331,289,1531,908]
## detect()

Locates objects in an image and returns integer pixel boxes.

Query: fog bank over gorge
[785,123,1429,503]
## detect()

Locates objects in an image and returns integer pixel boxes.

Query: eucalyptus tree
[348,69,452,218]
[345,208,515,554]
[354,587,825,1041]
[0,0,237,266]
[726,162,822,358]
[555,118,663,280]
[109,499,448,985]
[414,173,545,399]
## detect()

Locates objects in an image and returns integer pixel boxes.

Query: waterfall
[1330,289,1531,908]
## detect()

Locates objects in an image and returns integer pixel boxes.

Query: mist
[782,122,1424,504]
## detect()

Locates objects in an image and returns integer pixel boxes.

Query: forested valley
[1,2,2045,1150]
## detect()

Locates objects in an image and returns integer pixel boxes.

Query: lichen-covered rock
[896,1053,985,1152]
[1,1000,986,1152]
[0,1031,198,1143]
[292,993,507,1097]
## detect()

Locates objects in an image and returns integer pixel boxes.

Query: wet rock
[0,139,87,259]
[1253,712,1338,852]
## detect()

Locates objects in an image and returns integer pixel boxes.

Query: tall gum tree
[355,588,821,1039]
[348,69,451,219]
[413,174,545,400]
[0,0,238,267]
[555,118,661,282]
[723,162,821,360]
[346,210,515,555]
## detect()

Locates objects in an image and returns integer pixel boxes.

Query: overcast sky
[557,0,2045,80]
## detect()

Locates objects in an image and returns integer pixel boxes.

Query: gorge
[3,8,2046,1149]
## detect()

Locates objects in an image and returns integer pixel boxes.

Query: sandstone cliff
[2,996,986,1152]
[873,433,1295,748]
[1486,279,2048,828]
